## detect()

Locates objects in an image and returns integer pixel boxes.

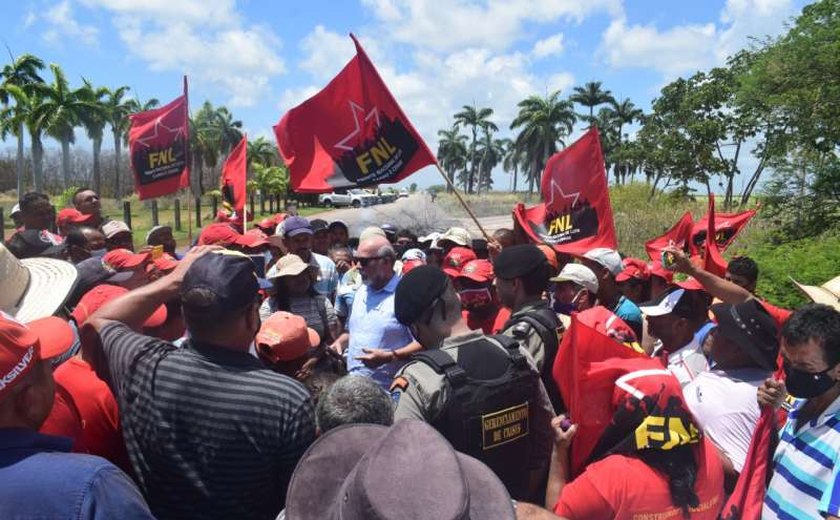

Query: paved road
[307,194,513,238]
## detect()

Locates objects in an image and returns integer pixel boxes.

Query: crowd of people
[1,187,838,519]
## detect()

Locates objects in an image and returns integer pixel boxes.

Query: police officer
[391,265,555,503]
[495,244,565,412]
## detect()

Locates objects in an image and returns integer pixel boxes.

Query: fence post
[195,196,202,228]
[151,200,159,227]
[269,195,274,214]
[122,201,132,229]
[260,193,266,215]
[174,199,181,231]
[211,196,218,218]
[249,193,255,218]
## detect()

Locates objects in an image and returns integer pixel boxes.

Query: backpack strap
[487,334,528,369]
[411,350,468,387]
[505,309,561,352]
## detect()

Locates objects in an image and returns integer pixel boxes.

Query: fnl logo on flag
[274,34,435,193]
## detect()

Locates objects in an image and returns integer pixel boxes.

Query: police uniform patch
[481,402,530,450]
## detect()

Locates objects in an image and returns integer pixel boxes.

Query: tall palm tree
[247,136,276,171]
[453,105,498,194]
[510,91,576,194]
[1,53,44,195]
[214,106,243,155]
[103,86,135,198]
[501,137,524,192]
[34,63,101,187]
[79,79,110,194]
[570,81,615,124]
[605,98,644,184]
[436,125,468,192]
[476,129,505,194]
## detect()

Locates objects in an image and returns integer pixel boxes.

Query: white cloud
[42,0,99,47]
[298,25,357,81]
[74,0,284,107]
[360,0,622,51]
[715,0,796,61]
[532,34,565,58]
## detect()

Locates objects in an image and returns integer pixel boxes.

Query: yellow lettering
[370,140,392,166]
[355,152,373,174]
[381,136,397,154]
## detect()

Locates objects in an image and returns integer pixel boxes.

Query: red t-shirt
[463,306,511,335]
[40,358,132,474]
[555,438,724,520]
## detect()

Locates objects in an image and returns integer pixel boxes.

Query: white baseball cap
[583,248,623,276]
[550,263,599,294]
[639,288,687,317]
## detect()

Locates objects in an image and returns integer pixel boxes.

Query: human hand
[662,246,695,275]
[757,378,787,409]
[487,239,503,260]
[550,414,577,448]
[355,348,396,368]
[169,246,222,281]
[295,357,319,380]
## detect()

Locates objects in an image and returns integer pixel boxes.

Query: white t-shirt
[666,337,710,388]
[684,368,769,472]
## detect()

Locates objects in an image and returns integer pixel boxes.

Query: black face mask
[783,362,838,399]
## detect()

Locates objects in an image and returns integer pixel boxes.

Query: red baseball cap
[616,258,651,283]
[256,311,320,364]
[442,247,477,278]
[151,253,179,273]
[198,223,268,249]
[456,259,494,283]
[401,259,424,275]
[256,218,277,232]
[102,249,150,271]
[0,312,73,398]
[649,260,675,283]
[71,284,168,328]
[56,208,94,228]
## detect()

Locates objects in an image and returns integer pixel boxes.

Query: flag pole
[187,189,193,245]
[432,161,491,242]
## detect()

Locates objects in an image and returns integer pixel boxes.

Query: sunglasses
[355,256,384,267]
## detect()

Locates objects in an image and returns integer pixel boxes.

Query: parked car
[318,189,377,208]
[398,189,409,198]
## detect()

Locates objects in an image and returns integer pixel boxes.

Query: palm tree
[570,81,615,124]
[605,98,643,184]
[214,106,243,155]
[436,125,468,192]
[247,136,276,171]
[103,86,135,198]
[476,130,505,194]
[453,105,498,194]
[34,63,101,187]
[501,138,524,192]
[1,53,44,195]
[510,91,576,194]
[79,80,110,194]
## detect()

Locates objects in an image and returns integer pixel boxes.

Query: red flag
[512,128,617,255]
[128,77,190,200]
[645,211,694,261]
[274,34,435,193]
[552,307,647,476]
[220,135,247,223]
[704,194,729,277]
[690,207,757,255]
[719,407,777,520]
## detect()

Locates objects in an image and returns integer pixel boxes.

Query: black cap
[6,229,67,259]
[328,220,348,232]
[711,300,779,371]
[395,265,449,325]
[181,252,259,313]
[493,244,547,279]
[310,219,329,233]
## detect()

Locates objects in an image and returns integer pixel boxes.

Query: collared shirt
[763,394,840,519]
[310,252,338,296]
[335,268,363,320]
[346,274,412,389]
[0,428,153,519]
[92,322,316,520]
[666,324,712,387]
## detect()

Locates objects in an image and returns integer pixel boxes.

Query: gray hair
[315,375,395,433]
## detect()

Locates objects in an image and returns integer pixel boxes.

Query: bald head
[357,236,396,290]
[358,235,393,258]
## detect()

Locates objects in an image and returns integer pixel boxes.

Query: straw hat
[0,243,78,322]
[792,275,840,311]
[266,254,310,280]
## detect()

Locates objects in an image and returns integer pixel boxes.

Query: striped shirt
[259,295,339,343]
[763,395,840,519]
[96,322,316,520]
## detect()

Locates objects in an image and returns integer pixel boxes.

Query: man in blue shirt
[331,234,421,390]
[0,313,152,519]
[581,247,644,339]
[281,216,338,297]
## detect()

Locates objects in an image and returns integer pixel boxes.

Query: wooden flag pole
[186,189,193,246]
[432,162,492,242]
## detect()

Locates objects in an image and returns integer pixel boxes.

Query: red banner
[704,194,729,277]
[128,77,190,200]
[552,307,647,476]
[690,207,757,255]
[645,211,694,261]
[512,128,617,255]
[719,407,777,520]
[274,34,435,193]
[220,135,247,222]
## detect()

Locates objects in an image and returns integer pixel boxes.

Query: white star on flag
[545,178,580,210]
[334,101,380,151]
[137,116,186,149]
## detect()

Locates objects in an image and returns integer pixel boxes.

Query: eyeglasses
[355,256,384,267]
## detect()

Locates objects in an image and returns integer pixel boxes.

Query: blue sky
[0,0,806,189]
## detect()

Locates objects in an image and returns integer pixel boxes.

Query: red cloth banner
[512,128,617,255]
[274,34,435,193]
[220,135,247,222]
[645,211,694,261]
[704,194,729,277]
[552,307,648,476]
[690,207,757,255]
[719,407,777,520]
[128,77,190,200]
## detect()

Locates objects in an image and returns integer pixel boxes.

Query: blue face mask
[89,248,108,258]
[553,301,575,315]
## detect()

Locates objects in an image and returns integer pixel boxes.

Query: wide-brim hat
[0,243,78,322]
[792,275,840,311]
[284,420,513,520]
[266,254,310,279]
[711,300,779,371]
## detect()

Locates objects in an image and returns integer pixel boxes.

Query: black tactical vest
[410,334,539,500]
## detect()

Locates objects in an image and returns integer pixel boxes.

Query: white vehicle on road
[318,189,377,208]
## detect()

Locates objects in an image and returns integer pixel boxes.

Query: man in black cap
[309,219,331,256]
[495,244,564,412]
[82,246,315,519]
[391,265,555,503]
[683,299,779,492]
